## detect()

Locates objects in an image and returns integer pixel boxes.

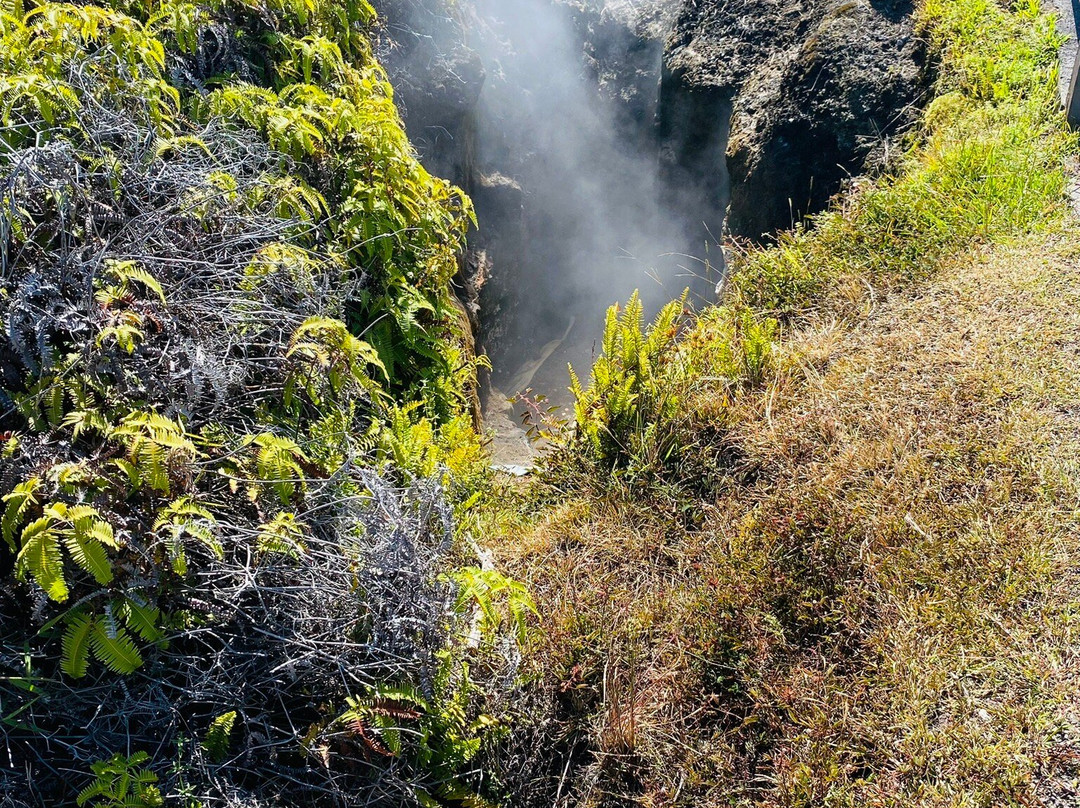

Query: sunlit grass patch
[490,0,1080,805]
[730,0,1075,318]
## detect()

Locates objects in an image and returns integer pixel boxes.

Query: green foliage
[286,315,387,409]
[99,259,167,305]
[558,293,779,486]
[730,0,1075,317]
[77,752,163,808]
[378,405,490,505]
[152,497,222,575]
[0,0,503,802]
[0,3,180,143]
[687,306,779,387]
[202,710,237,763]
[61,601,160,678]
[335,672,500,808]
[569,292,688,476]
[0,0,477,415]
[449,567,537,646]
[251,433,308,505]
[112,411,197,495]
[1,477,40,553]
[7,501,118,603]
[256,512,308,560]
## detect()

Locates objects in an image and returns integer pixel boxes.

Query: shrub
[0,1,514,805]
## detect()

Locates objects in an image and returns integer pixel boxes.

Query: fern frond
[255,512,307,560]
[252,434,307,505]
[103,259,166,304]
[152,496,222,567]
[119,597,162,643]
[152,497,213,528]
[61,611,94,679]
[16,514,67,602]
[62,527,113,585]
[202,710,237,763]
[2,477,40,552]
[90,620,143,674]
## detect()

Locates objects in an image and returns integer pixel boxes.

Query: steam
[469,0,728,402]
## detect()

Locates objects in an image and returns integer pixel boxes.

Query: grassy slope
[484,1,1080,805]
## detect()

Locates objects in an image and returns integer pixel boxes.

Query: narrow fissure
[384,0,732,464]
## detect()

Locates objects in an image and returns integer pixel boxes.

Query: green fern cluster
[563,291,779,483]
[1,0,475,415]
[77,753,163,808]
[568,291,689,477]
[378,404,491,507]
[331,669,500,807]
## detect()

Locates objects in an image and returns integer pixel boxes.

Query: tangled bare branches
[0,50,505,808]
[0,58,356,434]
[0,471,462,807]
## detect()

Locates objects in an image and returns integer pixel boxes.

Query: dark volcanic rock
[374,1,486,186]
[372,0,927,416]
[376,0,927,247]
[667,0,927,238]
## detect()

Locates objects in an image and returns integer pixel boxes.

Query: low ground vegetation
[484,0,1080,806]
[3,0,1080,805]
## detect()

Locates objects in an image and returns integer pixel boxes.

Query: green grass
[486,1,1080,805]
[730,0,1075,318]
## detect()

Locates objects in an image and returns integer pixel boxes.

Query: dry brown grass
[491,232,1080,807]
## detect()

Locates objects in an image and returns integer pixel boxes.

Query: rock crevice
[374,0,927,405]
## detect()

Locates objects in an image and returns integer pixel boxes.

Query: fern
[1,476,40,552]
[202,711,237,763]
[152,496,221,574]
[98,259,166,305]
[46,461,107,493]
[450,567,537,646]
[90,616,143,675]
[60,599,160,679]
[118,597,162,643]
[569,291,689,474]
[76,752,162,808]
[96,311,145,354]
[256,512,308,560]
[251,434,308,505]
[2,432,19,459]
[287,315,387,389]
[251,177,329,224]
[61,408,112,441]
[113,411,196,494]
[11,502,116,603]
[338,685,427,758]
[61,611,95,679]
[16,513,67,602]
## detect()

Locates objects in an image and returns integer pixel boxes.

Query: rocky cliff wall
[373,0,927,404]
[668,0,926,238]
